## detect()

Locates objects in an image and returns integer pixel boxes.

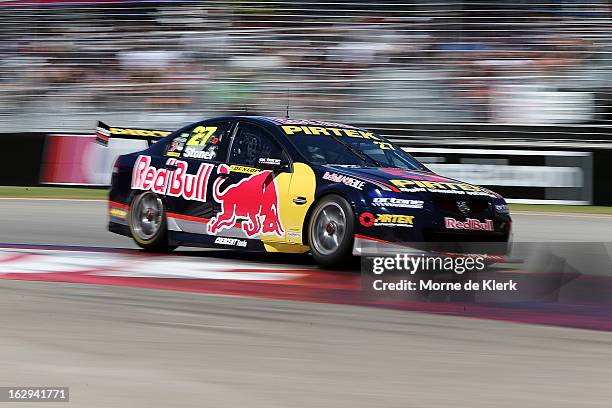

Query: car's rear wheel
[308,195,355,267]
[128,192,176,252]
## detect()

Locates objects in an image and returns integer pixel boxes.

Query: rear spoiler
[95,121,172,146]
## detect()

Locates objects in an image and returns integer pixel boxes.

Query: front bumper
[352,202,512,257]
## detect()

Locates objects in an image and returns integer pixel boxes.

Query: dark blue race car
[103,116,512,266]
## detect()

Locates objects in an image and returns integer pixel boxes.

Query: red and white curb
[0,247,309,281]
[1,245,611,332]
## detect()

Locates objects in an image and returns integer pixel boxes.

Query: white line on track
[512,211,612,219]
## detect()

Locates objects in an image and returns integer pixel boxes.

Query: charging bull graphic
[208,165,285,238]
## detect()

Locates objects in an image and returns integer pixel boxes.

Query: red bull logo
[132,155,214,202]
[208,165,285,238]
[445,217,493,231]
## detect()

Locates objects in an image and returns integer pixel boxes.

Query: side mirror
[258,158,290,172]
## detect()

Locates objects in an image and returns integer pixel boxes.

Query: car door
[208,121,290,245]
[162,121,234,237]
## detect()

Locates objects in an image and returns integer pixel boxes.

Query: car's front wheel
[128,192,175,252]
[308,195,355,267]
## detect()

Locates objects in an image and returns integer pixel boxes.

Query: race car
[103,116,511,266]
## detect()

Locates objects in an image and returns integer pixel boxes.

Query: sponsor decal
[95,121,112,146]
[280,125,380,140]
[359,212,375,227]
[359,212,415,228]
[322,171,365,190]
[456,201,471,214]
[230,165,260,174]
[166,136,186,156]
[259,157,281,166]
[209,164,284,238]
[466,190,498,198]
[183,146,215,160]
[495,204,510,214]
[379,168,450,182]
[186,126,218,146]
[390,179,484,195]
[374,214,415,227]
[214,237,247,247]
[110,127,171,138]
[95,121,171,146]
[95,125,110,141]
[372,197,424,209]
[109,208,127,219]
[270,117,357,129]
[96,125,110,138]
[287,231,302,239]
[444,217,493,231]
[132,155,214,202]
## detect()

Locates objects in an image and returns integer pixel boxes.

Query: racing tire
[308,195,355,267]
[128,192,176,252]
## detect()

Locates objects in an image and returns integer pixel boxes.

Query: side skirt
[109,221,132,238]
[169,231,267,252]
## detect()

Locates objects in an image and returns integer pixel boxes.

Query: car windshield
[287,132,428,170]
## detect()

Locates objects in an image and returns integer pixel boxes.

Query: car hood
[322,165,501,198]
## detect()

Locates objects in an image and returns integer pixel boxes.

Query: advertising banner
[40,134,147,186]
[404,147,593,205]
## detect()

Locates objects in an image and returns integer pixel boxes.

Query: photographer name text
[373,279,517,292]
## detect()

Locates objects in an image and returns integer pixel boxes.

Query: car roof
[204,115,360,130]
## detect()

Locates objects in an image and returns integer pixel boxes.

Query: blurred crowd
[0,0,611,131]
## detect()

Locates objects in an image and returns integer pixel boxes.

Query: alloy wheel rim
[131,193,163,241]
[312,202,347,256]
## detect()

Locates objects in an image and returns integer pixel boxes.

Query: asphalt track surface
[2,199,612,247]
[0,199,611,407]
